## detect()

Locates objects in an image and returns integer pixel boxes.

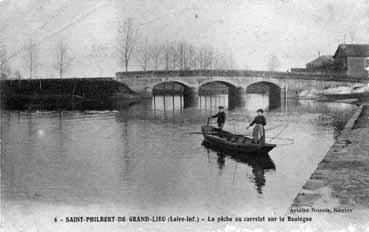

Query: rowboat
[201,125,276,153]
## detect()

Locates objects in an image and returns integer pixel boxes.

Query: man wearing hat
[209,106,226,129]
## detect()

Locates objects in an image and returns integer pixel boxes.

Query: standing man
[209,106,226,129]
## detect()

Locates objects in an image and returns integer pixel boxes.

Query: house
[290,55,335,74]
[333,44,369,78]
[305,55,334,72]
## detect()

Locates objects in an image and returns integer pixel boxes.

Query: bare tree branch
[186,44,196,70]
[0,41,9,79]
[23,39,38,79]
[163,42,171,70]
[149,44,163,71]
[169,43,179,70]
[197,46,213,70]
[159,42,235,71]
[178,42,185,70]
[136,37,150,71]
[267,54,280,71]
[54,40,73,78]
[117,18,139,72]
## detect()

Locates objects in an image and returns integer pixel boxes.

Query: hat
[218,106,224,109]
[256,109,264,113]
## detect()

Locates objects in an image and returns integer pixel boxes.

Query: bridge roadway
[116,70,368,108]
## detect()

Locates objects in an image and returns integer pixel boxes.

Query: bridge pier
[269,86,281,109]
[140,87,153,98]
[280,85,288,105]
[183,87,198,108]
[284,85,300,99]
[228,86,245,109]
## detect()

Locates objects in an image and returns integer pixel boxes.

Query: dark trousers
[217,123,224,129]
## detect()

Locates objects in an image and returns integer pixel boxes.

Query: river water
[0,94,357,231]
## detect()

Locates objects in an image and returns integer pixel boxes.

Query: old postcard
[1,0,369,231]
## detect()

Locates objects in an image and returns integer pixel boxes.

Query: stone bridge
[116,70,366,108]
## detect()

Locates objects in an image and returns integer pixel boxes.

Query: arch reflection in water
[246,82,282,109]
[152,82,198,108]
[198,94,228,112]
[245,94,270,112]
[202,141,276,194]
[199,81,244,109]
[152,94,230,113]
[150,91,281,115]
[152,95,184,115]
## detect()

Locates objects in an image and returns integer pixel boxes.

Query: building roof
[306,55,334,68]
[333,44,369,58]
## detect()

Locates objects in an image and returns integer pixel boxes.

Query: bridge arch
[199,79,238,90]
[246,81,282,109]
[152,80,197,108]
[199,80,245,109]
[152,80,192,95]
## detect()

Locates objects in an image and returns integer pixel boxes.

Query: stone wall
[290,105,364,209]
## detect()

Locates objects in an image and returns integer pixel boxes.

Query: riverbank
[0,78,141,110]
[289,104,369,229]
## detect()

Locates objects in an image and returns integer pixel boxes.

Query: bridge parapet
[115,70,366,82]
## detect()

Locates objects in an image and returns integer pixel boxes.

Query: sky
[1,0,369,78]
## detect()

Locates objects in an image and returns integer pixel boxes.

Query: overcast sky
[1,0,369,78]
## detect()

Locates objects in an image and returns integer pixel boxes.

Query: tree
[163,42,171,70]
[0,42,8,79]
[197,46,213,70]
[117,18,139,72]
[177,41,196,70]
[169,43,179,70]
[54,40,73,79]
[149,44,163,71]
[24,39,38,79]
[178,42,186,70]
[267,55,280,71]
[156,41,235,71]
[136,37,150,71]
[226,51,235,69]
[186,44,196,70]
[212,50,232,70]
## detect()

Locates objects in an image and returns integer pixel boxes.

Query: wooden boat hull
[201,125,276,154]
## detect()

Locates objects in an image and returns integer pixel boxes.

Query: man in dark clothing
[209,106,226,129]
[247,110,266,127]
